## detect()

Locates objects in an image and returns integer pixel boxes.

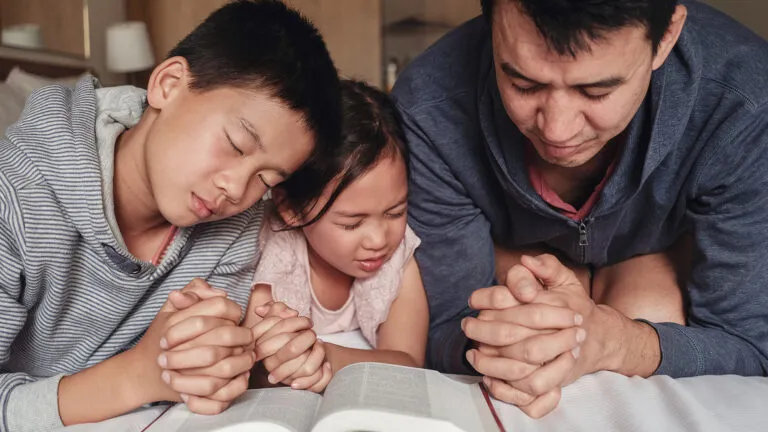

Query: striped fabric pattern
[0,79,262,431]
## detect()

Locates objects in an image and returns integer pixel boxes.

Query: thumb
[520,254,580,292]
[160,290,201,313]
[180,278,227,301]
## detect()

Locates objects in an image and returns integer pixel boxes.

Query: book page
[150,388,322,432]
[315,363,497,432]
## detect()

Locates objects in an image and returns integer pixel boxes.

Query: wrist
[114,348,156,407]
[594,305,661,377]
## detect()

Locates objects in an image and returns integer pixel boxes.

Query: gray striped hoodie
[0,78,262,431]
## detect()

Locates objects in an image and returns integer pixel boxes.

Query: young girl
[246,80,429,391]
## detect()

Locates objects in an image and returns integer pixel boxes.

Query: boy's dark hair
[168,0,341,168]
[480,0,678,56]
[274,79,408,228]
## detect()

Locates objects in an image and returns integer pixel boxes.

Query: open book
[145,362,505,432]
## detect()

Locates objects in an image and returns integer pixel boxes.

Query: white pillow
[5,66,85,99]
[0,82,27,136]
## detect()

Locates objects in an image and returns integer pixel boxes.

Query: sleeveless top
[253,219,420,347]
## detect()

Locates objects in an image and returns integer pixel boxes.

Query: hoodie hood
[4,76,146,250]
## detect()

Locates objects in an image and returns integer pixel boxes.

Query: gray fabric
[0,78,262,431]
[392,0,768,376]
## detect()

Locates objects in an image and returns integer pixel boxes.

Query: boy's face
[145,79,314,227]
[293,154,408,279]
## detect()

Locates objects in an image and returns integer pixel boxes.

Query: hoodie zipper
[578,220,589,263]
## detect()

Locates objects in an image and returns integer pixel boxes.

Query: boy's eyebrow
[239,118,265,152]
[500,62,625,89]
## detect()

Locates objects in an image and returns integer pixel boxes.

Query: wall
[1,0,86,57]
[701,0,768,40]
[128,0,383,85]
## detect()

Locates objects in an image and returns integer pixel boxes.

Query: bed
[0,53,91,135]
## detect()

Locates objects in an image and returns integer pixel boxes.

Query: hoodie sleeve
[0,215,65,431]
[650,105,768,377]
[397,105,493,375]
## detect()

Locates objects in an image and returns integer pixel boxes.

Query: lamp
[106,21,155,87]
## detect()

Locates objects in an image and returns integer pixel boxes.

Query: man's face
[145,86,313,227]
[492,3,656,168]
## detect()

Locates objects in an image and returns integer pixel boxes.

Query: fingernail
[180,393,189,403]
[526,255,541,266]
[157,354,167,368]
[576,328,587,343]
[161,371,170,384]
[267,374,276,384]
[461,318,467,331]
[324,362,332,370]
[483,376,491,387]
[159,338,168,350]
[572,346,581,359]
[466,349,476,364]
[574,314,584,326]
[291,381,300,389]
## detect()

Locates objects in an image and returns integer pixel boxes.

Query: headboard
[0,52,92,81]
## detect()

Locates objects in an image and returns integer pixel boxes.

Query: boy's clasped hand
[133,278,330,415]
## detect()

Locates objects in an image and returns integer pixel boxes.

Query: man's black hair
[481,0,678,56]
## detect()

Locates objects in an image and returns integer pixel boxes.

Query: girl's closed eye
[386,209,406,219]
[336,220,363,231]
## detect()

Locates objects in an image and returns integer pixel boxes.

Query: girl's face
[295,153,408,279]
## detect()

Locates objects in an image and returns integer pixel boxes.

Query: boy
[0,1,341,430]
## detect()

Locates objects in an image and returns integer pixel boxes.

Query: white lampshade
[106,21,155,73]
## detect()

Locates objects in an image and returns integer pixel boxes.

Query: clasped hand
[463,254,599,418]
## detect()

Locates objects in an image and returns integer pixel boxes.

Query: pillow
[5,66,85,99]
[0,82,27,136]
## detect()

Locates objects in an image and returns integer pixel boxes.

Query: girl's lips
[358,257,385,272]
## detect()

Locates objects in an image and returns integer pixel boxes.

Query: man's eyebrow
[577,76,625,89]
[239,118,264,151]
[500,62,625,89]
[501,62,541,84]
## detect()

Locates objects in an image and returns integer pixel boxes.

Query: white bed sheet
[58,330,768,431]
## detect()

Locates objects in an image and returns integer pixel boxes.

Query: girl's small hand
[280,340,333,393]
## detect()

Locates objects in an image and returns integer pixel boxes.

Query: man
[392,0,768,418]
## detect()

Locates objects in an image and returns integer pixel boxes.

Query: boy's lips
[191,193,216,219]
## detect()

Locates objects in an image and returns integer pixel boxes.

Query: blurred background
[0,0,765,90]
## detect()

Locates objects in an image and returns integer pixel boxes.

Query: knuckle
[528,375,548,396]
[539,254,557,265]
[218,360,235,377]
[522,345,537,363]
[499,324,516,344]
[491,287,510,308]
[530,307,545,327]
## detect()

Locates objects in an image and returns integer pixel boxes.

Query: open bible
[146,362,505,432]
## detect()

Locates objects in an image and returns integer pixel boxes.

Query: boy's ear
[272,189,303,227]
[146,56,191,110]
